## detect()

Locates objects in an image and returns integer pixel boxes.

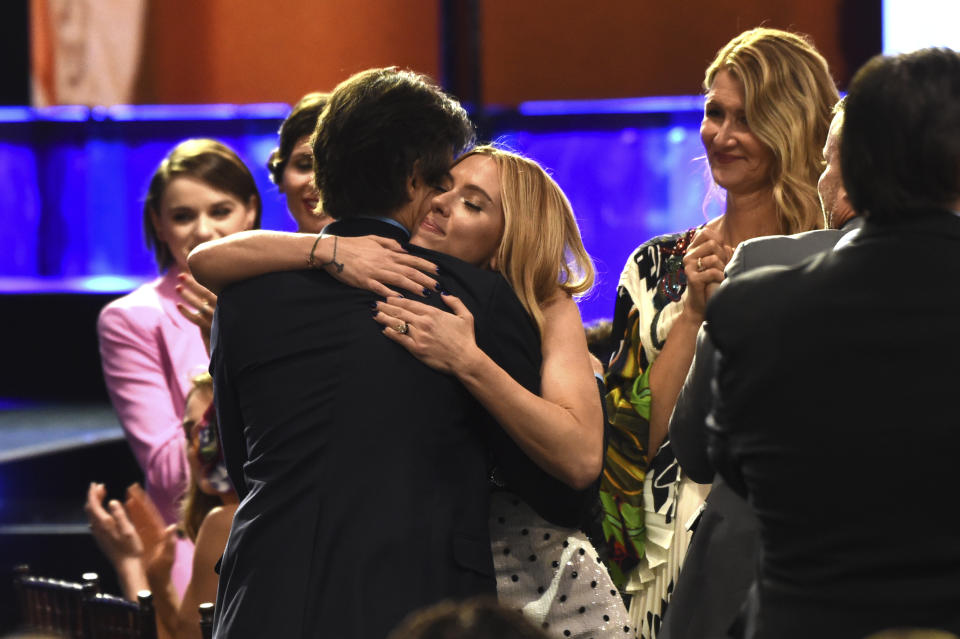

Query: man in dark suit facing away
[705,48,960,638]
[208,68,542,638]
[661,97,861,639]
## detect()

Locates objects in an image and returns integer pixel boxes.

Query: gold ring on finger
[696,256,704,272]
[394,321,409,335]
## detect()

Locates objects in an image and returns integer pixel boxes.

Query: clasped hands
[682,227,734,322]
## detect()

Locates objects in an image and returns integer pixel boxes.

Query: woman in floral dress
[599,27,840,638]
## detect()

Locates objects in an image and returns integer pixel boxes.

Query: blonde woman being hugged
[599,27,838,637]
[190,146,631,638]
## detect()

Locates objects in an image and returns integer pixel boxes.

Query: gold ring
[394,322,409,335]
[696,256,704,272]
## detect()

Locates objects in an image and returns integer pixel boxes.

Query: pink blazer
[97,268,207,596]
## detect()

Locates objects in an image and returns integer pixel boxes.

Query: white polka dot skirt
[490,491,635,639]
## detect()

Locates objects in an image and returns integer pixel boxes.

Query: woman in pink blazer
[97,139,260,595]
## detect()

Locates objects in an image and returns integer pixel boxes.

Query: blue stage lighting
[518,95,704,116]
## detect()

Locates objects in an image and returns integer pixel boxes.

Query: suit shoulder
[413,248,514,309]
[708,263,795,337]
[721,262,797,298]
[219,269,325,304]
[99,277,164,313]
[97,279,165,335]
[412,247,496,286]
[405,246,535,337]
[739,229,839,251]
[731,230,841,276]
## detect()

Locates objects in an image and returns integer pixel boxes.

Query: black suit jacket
[661,228,849,639]
[211,218,544,639]
[705,211,960,639]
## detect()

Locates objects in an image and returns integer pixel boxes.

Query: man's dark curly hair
[842,48,960,221]
[311,67,475,220]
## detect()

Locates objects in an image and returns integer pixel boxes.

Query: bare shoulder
[541,291,581,324]
[540,292,588,353]
[196,503,237,546]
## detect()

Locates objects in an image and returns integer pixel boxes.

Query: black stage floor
[0,401,122,464]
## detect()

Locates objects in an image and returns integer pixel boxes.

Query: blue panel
[498,113,718,323]
[35,106,91,121]
[0,276,150,294]
[0,140,41,275]
[1,101,723,328]
[105,102,290,122]
[0,104,296,291]
[519,95,704,116]
[0,107,35,122]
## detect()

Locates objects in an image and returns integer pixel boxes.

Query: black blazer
[661,229,846,639]
[211,218,544,639]
[705,211,960,639]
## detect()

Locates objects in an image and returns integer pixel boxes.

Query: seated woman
[97,139,259,595]
[189,146,631,638]
[86,373,237,639]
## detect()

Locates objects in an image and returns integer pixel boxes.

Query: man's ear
[406,160,424,200]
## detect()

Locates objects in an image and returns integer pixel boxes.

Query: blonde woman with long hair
[600,27,838,637]
[190,145,631,637]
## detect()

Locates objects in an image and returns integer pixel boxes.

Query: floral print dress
[600,227,711,639]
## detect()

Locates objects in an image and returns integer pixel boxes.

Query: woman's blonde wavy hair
[461,146,594,332]
[705,27,839,233]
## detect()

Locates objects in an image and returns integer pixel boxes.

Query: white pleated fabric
[624,474,711,638]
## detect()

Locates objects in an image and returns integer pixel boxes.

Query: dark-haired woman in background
[97,138,259,595]
[266,92,333,233]
[600,27,838,637]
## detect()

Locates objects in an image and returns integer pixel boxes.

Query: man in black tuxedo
[209,68,541,638]
[705,48,960,638]
[660,99,861,639]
